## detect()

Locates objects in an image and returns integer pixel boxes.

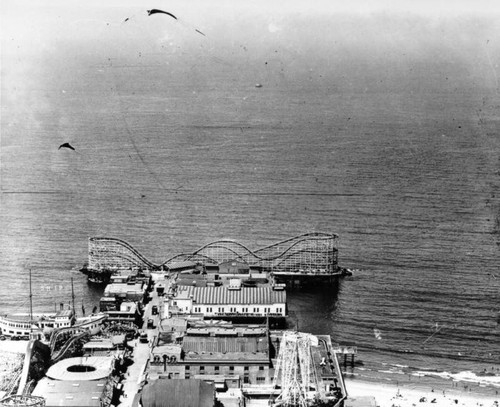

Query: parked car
[151,305,158,315]
[139,332,148,343]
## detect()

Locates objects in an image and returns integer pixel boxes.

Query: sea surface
[2,5,500,397]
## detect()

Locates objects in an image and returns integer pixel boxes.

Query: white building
[0,309,74,339]
[169,285,286,317]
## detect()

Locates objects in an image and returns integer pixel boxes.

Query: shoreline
[345,377,500,407]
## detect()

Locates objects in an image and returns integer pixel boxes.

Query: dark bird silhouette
[195,29,205,36]
[147,9,177,19]
[124,17,129,22]
[58,143,75,151]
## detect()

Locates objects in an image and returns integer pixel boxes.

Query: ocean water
[2,3,500,397]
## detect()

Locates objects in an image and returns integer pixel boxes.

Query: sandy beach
[0,340,29,354]
[345,378,499,407]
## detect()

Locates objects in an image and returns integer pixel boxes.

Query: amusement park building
[169,285,286,318]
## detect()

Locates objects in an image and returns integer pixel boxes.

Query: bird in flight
[58,143,75,151]
[122,9,205,37]
[147,9,177,19]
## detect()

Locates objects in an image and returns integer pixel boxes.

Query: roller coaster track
[51,331,90,365]
[88,232,339,273]
[48,315,108,353]
[88,237,158,270]
[3,370,22,398]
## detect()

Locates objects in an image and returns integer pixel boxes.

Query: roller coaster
[88,232,339,274]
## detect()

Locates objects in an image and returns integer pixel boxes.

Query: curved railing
[88,232,339,273]
[0,395,45,407]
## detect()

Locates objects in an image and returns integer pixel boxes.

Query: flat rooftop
[182,335,269,362]
[32,378,107,407]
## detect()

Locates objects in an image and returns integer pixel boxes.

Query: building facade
[169,285,286,318]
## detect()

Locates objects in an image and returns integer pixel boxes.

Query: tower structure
[272,331,321,407]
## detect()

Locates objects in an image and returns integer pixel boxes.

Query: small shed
[167,261,198,273]
[218,260,250,275]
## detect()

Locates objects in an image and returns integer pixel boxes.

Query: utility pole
[29,269,33,323]
[71,277,76,316]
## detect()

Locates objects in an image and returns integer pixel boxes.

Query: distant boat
[255,83,263,88]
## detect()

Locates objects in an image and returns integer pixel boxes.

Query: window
[243,376,249,384]
[259,366,264,371]
[257,377,266,383]
[229,366,234,371]
[214,366,219,372]
[200,366,205,372]
[185,365,190,370]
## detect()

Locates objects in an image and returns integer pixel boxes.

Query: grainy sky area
[2,0,500,150]
[2,0,500,89]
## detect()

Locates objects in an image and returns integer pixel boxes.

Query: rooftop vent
[228,279,242,291]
